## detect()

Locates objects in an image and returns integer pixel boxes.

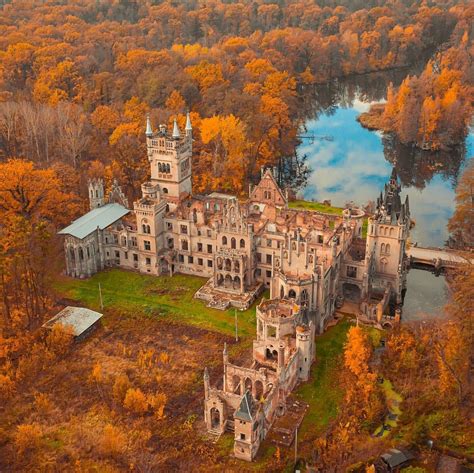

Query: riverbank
[357,103,386,131]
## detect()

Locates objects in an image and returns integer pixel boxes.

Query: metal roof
[43,306,103,337]
[235,390,254,422]
[58,203,129,239]
[381,448,414,468]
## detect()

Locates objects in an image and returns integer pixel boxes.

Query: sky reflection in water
[298,101,472,320]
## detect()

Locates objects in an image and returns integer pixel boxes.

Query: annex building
[59,114,411,460]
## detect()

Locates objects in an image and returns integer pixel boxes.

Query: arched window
[231,237,236,249]
[222,236,227,246]
[166,163,170,173]
[386,244,391,255]
[380,257,388,273]
[158,163,162,172]
[381,243,385,254]
[163,188,168,194]
[240,239,245,248]
[289,289,296,299]
[389,228,394,236]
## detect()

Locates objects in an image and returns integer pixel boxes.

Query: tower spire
[172,118,180,139]
[185,111,192,138]
[146,114,153,137]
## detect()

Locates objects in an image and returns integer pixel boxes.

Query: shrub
[14,423,43,454]
[112,374,131,404]
[99,424,127,457]
[123,388,148,414]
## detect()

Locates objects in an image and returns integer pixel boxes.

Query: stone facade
[60,115,410,329]
[59,114,412,461]
[204,299,315,461]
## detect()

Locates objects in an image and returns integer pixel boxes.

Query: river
[296,73,473,320]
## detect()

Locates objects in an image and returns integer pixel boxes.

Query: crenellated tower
[145,114,192,209]
[365,169,410,307]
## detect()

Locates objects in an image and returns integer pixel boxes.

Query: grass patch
[289,200,343,215]
[295,318,352,437]
[53,269,264,339]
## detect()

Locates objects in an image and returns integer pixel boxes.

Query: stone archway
[245,377,252,393]
[343,282,361,302]
[233,375,241,395]
[210,407,220,429]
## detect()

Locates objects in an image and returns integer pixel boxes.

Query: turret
[146,114,153,137]
[185,111,192,138]
[172,119,180,139]
[88,178,105,210]
[296,324,313,381]
[204,367,210,400]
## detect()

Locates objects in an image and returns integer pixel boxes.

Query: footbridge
[407,246,472,271]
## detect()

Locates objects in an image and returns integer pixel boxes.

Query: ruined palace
[59,114,411,460]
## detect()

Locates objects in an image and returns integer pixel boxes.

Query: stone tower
[88,178,105,210]
[296,323,314,381]
[145,114,192,209]
[365,169,410,306]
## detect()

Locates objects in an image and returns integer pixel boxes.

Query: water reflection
[298,101,472,247]
[296,73,472,320]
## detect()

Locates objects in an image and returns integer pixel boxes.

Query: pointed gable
[250,169,287,209]
[235,390,254,422]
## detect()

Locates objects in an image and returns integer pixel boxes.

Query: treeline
[0,1,469,197]
[360,39,473,150]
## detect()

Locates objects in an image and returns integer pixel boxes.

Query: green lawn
[289,200,369,237]
[295,319,352,437]
[54,269,263,339]
[289,200,343,215]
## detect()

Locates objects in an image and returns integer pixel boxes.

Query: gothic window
[158,163,162,172]
[347,266,357,278]
[240,239,245,248]
[386,244,391,255]
[231,237,236,249]
[222,236,227,246]
[166,163,170,173]
[381,243,385,254]
[301,290,309,306]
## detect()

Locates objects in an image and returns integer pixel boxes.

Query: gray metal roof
[381,448,414,468]
[43,306,103,337]
[58,203,129,239]
[235,390,254,422]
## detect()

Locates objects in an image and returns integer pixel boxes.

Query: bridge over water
[407,246,473,272]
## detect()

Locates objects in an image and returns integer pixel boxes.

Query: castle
[59,114,411,460]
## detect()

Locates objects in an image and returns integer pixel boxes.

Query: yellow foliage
[123,388,149,414]
[148,392,167,419]
[0,374,15,401]
[14,423,43,454]
[100,424,127,457]
[112,374,131,404]
[89,363,103,384]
